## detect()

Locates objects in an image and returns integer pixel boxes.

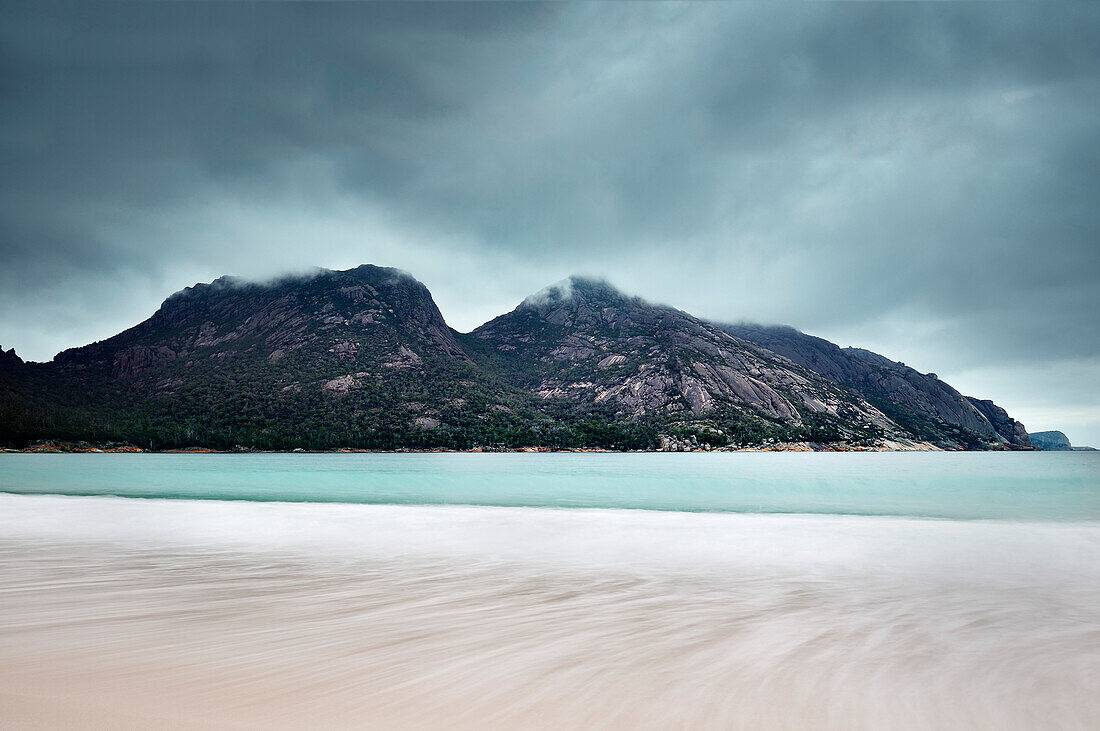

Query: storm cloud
[1,2,1098,442]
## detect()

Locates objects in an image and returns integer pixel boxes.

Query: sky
[1,2,1098,445]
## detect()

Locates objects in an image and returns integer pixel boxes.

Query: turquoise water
[1,451,1097,520]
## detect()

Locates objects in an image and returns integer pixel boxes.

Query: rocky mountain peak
[53,265,471,373]
[464,278,897,440]
[516,276,639,322]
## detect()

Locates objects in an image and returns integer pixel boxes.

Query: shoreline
[3,441,1034,454]
[1,495,1097,729]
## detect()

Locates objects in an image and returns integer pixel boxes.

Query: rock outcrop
[966,397,1031,448]
[719,323,1030,448]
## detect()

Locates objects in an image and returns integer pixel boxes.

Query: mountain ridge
[718,323,1030,449]
[0,266,1030,451]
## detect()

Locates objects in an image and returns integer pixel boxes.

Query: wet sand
[1,494,1099,729]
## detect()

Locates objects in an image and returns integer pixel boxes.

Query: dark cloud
[1,2,1098,443]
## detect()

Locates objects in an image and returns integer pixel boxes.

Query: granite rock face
[463,278,897,441]
[56,265,471,376]
[720,323,1030,449]
[966,397,1031,448]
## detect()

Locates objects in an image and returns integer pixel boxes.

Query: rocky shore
[6,438,983,454]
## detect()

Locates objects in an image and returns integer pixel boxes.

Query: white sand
[1,494,1099,729]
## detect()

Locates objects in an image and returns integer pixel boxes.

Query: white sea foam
[2,494,1099,729]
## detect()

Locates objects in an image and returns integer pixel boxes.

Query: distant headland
[1028,430,1096,451]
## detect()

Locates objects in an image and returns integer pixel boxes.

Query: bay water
[2,451,1098,519]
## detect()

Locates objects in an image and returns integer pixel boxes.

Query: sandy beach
[2,494,1098,729]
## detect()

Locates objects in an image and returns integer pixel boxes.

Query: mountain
[718,324,1030,449]
[0,267,1031,451]
[1,266,554,450]
[460,278,901,446]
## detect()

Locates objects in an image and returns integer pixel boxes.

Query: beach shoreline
[5,439,977,454]
[2,495,1098,729]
